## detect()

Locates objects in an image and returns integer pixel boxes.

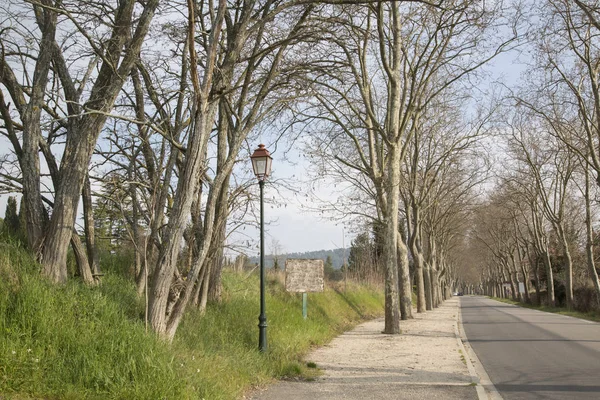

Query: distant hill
[248,247,348,269]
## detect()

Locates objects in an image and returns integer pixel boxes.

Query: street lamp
[250,144,272,352]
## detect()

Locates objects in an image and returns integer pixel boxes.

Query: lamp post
[250,144,272,352]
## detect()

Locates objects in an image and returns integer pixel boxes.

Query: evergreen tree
[324,255,342,281]
[372,221,385,265]
[18,196,27,235]
[5,196,20,234]
[348,232,374,280]
[324,255,333,275]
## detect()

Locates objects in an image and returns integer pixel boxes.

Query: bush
[573,286,600,313]
[553,281,566,307]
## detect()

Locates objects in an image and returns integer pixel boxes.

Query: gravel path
[247,298,479,400]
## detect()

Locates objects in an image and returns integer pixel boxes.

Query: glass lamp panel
[265,156,272,177]
[253,158,267,177]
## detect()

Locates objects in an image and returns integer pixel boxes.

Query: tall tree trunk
[37,122,95,285]
[71,232,95,284]
[532,258,542,306]
[412,246,426,312]
[408,208,426,313]
[40,123,102,283]
[423,260,433,310]
[506,263,518,301]
[397,234,413,320]
[82,175,99,279]
[382,144,401,333]
[198,262,213,314]
[19,1,58,256]
[542,250,555,306]
[557,224,574,309]
[409,229,426,313]
[509,256,521,302]
[519,263,530,304]
[208,252,223,303]
[148,103,217,336]
[39,0,160,283]
[428,237,440,308]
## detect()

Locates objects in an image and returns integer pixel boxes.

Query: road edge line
[454,297,503,400]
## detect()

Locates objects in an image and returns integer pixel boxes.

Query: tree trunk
[533,260,541,306]
[557,224,573,310]
[408,206,426,313]
[424,260,433,310]
[149,103,218,337]
[397,234,413,320]
[82,175,99,279]
[542,250,555,306]
[39,0,160,283]
[71,232,95,284]
[409,233,426,313]
[208,236,225,304]
[428,237,440,308]
[508,258,520,301]
[206,166,232,304]
[19,2,58,256]
[413,252,426,312]
[382,144,401,334]
[431,267,440,307]
[40,123,101,283]
[507,264,518,301]
[519,263,530,304]
[198,262,213,314]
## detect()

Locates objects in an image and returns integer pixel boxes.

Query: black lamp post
[250,144,272,352]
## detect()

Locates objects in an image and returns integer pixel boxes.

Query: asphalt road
[460,296,600,400]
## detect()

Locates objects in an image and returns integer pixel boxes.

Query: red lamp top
[250,144,272,181]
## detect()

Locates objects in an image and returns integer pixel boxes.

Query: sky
[231,140,353,257]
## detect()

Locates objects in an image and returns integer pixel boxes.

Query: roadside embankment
[0,242,384,399]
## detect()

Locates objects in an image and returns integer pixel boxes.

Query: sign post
[302,293,308,319]
[285,259,324,319]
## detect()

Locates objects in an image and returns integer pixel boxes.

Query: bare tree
[0,0,160,283]
[508,112,577,308]
[147,0,319,340]
[299,0,517,329]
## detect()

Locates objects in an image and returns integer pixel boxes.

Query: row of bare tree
[9,0,600,340]
[1,0,328,340]
[295,0,519,331]
[470,1,600,310]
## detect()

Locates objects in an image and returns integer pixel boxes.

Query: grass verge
[491,297,600,323]
[0,242,384,399]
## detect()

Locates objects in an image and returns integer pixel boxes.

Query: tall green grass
[0,243,182,399]
[0,242,384,399]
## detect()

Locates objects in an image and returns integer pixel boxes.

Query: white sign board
[285,259,324,293]
[518,282,525,294]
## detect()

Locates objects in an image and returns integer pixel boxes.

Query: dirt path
[247,298,479,400]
